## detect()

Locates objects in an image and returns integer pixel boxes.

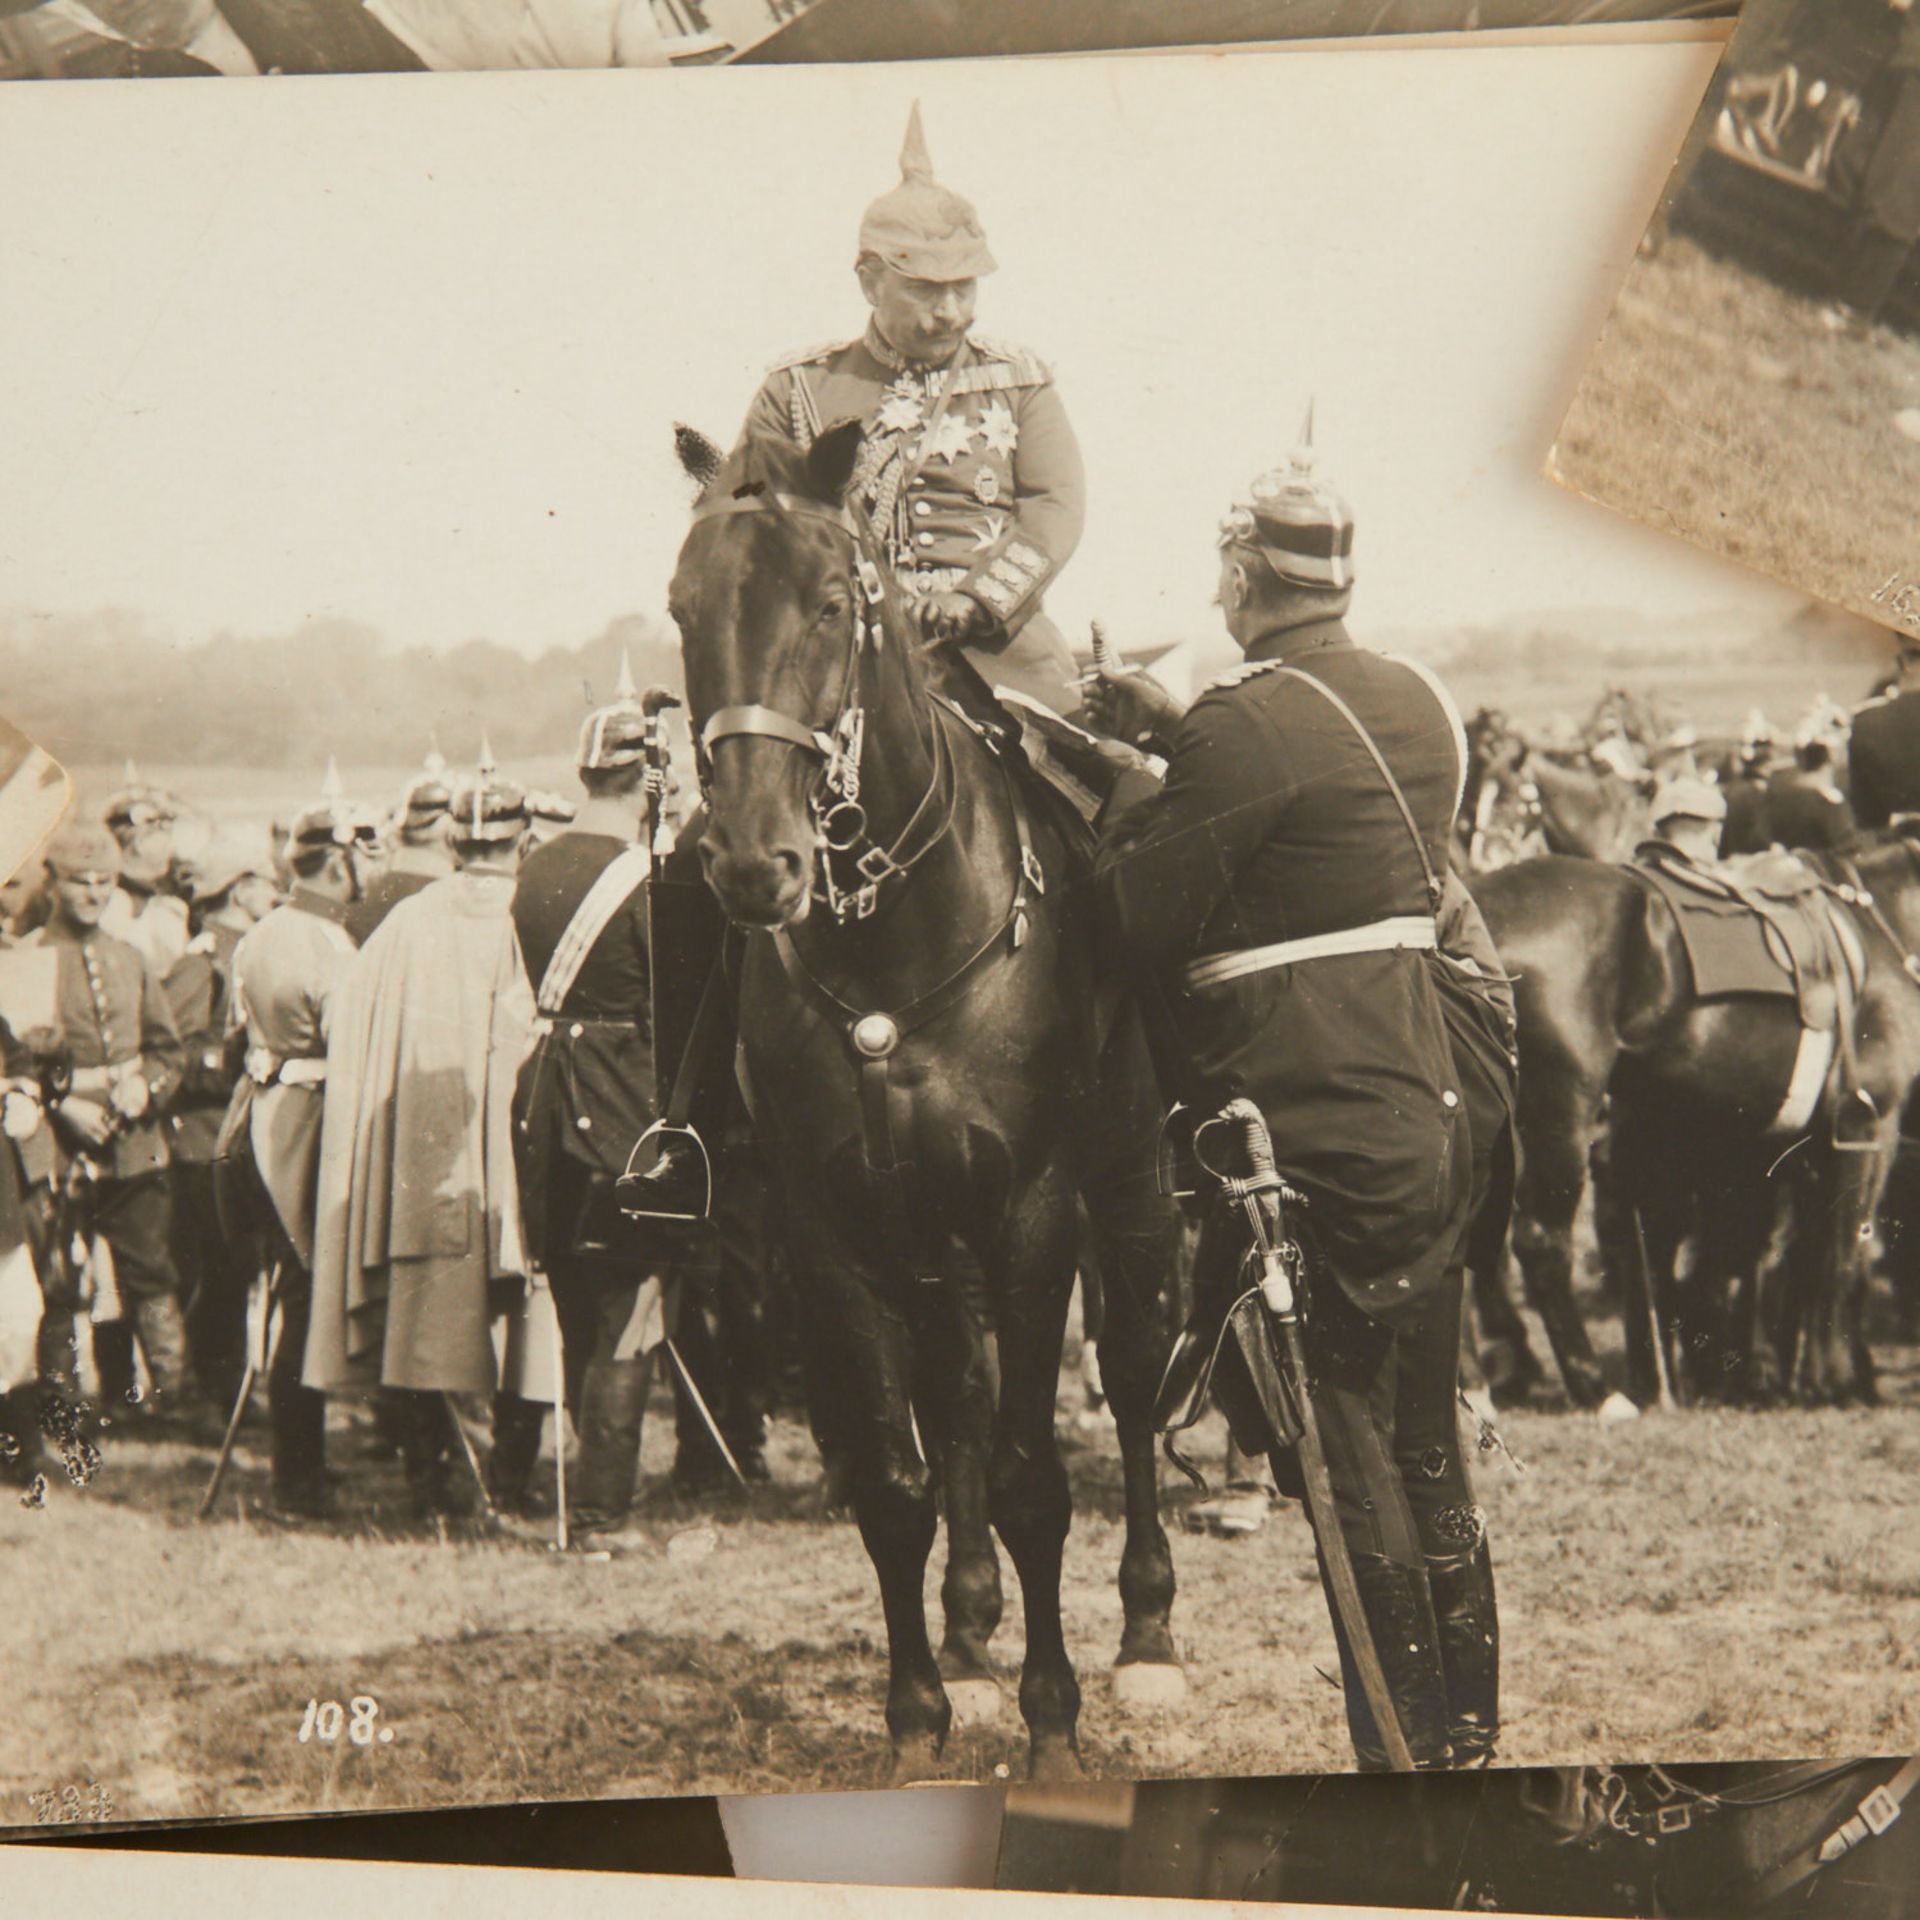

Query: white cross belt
[1184,915,1438,990]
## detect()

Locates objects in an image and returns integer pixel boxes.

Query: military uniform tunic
[1849,686,1920,829]
[1098,620,1471,1323]
[738,324,1087,710]
[510,829,655,1268]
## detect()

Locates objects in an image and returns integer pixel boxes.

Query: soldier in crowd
[1089,441,1487,1771]
[511,664,677,1543]
[1763,722,1857,850]
[16,822,188,1427]
[304,754,544,1522]
[1719,711,1779,856]
[163,843,279,1420]
[1848,630,1920,829]
[1641,776,1729,870]
[221,806,364,1517]
[101,780,191,975]
[346,758,455,945]
[626,102,1088,1219]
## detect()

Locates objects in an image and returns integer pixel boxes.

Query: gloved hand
[1078,664,1186,754]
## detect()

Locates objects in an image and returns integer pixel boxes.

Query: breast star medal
[977,399,1019,457]
[875,383,925,435]
[919,412,976,466]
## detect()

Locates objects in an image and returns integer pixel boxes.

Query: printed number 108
[298,1696,391,1745]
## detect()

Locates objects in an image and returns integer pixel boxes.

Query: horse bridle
[688,486,957,923]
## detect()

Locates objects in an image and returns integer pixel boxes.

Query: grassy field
[5,1296,1919,1831]
[1553,234,1920,635]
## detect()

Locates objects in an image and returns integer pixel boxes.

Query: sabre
[1089,618,1118,678]
[548,1284,570,1553]
[1212,1096,1417,1774]
[665,1336,748,1489]
[642,688,683,883]
[196,1258,283,1521]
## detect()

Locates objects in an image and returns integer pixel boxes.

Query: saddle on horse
[1629,844,1869,1137]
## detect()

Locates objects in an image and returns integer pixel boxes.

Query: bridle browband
[687,485,958,923]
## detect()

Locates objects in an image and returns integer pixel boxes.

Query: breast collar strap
[769,754,1045,1255]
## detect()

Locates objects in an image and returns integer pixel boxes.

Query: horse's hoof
[1112,1660,1187,1715]
[945,1678,1005,1729]
[886,1734,946,1786]
[1597,1390,1641,1424]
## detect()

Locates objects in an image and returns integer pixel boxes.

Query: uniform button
[569,1023,584,1040]
[913,501,932,517]
[1441,1090,1459,1109]
[1397,1276,1412,1289]
[576,1115,592,1132]
[915,531,935,548]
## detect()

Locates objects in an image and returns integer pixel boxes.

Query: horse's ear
[804,419,865,505]
[674,423,723,492]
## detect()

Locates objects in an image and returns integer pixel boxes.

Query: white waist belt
[1184,915,1438,990]
[278,1059,328,1087]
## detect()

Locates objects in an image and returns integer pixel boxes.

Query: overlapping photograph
[5,35,1919,1836]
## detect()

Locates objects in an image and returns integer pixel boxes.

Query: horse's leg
[984,1160,1084,1779]
[915,1255,1005,1724]
[795,1219,951,1779]
[1796,1132,1891,1407]
[1510,1079,1610,1409]
[1469,1248,1548,1405]
[1081,1162,1184,1707]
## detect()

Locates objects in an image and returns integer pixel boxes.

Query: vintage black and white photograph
[997,1764,1920,1915]
[4,35,1920,1832]
[0,0,1732,83]
[1552,0,1920,645]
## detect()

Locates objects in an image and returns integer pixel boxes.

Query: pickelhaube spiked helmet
[450,735,529,844]
[401,741,453,827]
[102,759,178,836]
[577,651,651,772]
[286,758,382,861]
[1219,402,1356,592]
[857,102,996,283]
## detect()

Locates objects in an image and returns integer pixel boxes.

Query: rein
[689,486,958,923]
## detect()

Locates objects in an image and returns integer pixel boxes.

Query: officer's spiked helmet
[857,102,996,283]
[102,759,179,844]
[577,651,650,772]
[1219,402,1356,591]
[287,758,382,866]
[45,821,122,883]
[400,740,453,835]
[451,734,529,846]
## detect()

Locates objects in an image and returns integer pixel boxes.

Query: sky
[0,36,1796,664]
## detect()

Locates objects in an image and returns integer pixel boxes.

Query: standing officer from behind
[512,662,677,1545]
[221,807,363,1517]
[17,822,188,1428]
[1849,630,1920,831]
[1090,436,1483,1771]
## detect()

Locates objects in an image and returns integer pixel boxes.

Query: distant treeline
[0,611,685,771]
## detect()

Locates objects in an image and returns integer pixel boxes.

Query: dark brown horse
[1472,843,1920,1408]
[1462,711,1652,867]
[666,421,1182,1779]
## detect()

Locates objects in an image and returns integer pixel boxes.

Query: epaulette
[765,338,852,374]
[1851,692,1892,715]
[1198,659,1288,696]
[957,335,1053,388]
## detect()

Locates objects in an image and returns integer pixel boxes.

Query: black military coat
[1849,688,1920,829]
[1097,621,1472,1328]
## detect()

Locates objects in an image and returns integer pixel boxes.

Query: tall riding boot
[91,1319,138,1417]
[1320,1550,1453,1771]
[573,1357,650,1533]
[397,1391,461,1521]
[268,1379,329,1516]
[1428,1540,1501,1766]
[130,1290,191,1419]
[487,1393,547,1514]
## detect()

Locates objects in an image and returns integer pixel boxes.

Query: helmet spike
[900,100,933,187]
[477,730,497,779]
[1292,399,1316,472]
[320,755,343,803]
[613,649,638,704]
[123,757,140,787]
[424,729,447,778]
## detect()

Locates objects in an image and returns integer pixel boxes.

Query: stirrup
[615,1121,713,1221]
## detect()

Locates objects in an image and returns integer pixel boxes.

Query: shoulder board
[1199,659,1288,696]
[962,335,1053,385]
[186,931,217,957]
[765,338,853,374]
[1851,692,1892,715]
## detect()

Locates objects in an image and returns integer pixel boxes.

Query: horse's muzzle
[700,835,813,929]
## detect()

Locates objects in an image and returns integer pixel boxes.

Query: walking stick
[1213,1098,1417,1773]
[196,1258,282,1520]
[1623,1202,1677,1412]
